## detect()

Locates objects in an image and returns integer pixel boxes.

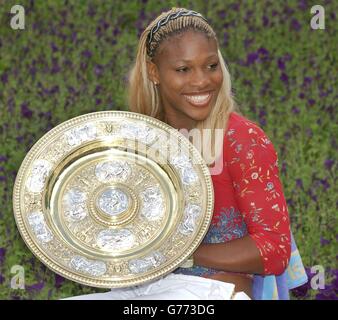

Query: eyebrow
[171,54,219,64]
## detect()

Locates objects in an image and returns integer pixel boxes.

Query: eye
[208,62,219,70]
[176,66,189,73]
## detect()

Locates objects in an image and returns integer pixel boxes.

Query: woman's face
[148,30,223,130]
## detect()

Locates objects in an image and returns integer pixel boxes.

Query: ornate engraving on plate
[170,154,199,185]
[128,251,166,274]
[140,186,164,221]
[96,188,130,216]
[25,159,52,193]
[96,229,135,250]
[120,121,157,145]
[63,188,88,221]
[95,160,131,183]
[27,211,53,243]
[65,123,97,147]
[179,204,202,235]
[69,255,107,276]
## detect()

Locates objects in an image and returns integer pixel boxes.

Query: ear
[146,60,160,85]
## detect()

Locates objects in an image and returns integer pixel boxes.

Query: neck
[163,110,197,131]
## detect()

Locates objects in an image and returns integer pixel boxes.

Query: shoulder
[224,112,278,163]
[227,112,268,139]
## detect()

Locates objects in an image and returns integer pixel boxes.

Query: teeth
[184,94,210,104]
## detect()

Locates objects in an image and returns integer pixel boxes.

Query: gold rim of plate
[12,111,214,288]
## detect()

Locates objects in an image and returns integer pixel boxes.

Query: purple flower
[272,10,278,17]
[296,178,303,189]
[94,64,104,77]
[258,109,266,127]
[50,42,58,53]
[319,90,329,98]
[314,269,338,300]
[280,73,289,84]
[94,85,102,95]
[82,50,92,59]
[218,10,226,19]
[292,106,300,114]
[246,52,259,65]
[262,16,269,27]
[243,38,253,49]
[320,178,330,190]
[100,19,110,31]
[96,26,102,38]
[298,0,307,10]
[51,57,61,74]
[0,156,7,162]
[50,85,59,95]
[258,47,270,62]
[258,47,269,56]
[316,292,338,300]
[16,136,24,143]
[0,273,4,285]
[324,159,334,170]
[303,76,313,86]
[291,18,301,31]
[67,86,76,95]
[80,62,88,71]
[0,247,6,265]
[291,282,309,298]
[71,31,77,43]
[307,188,318,202]
[21,102,33,119]
[29,65,37,78]
[308,99,315,106]
[113,27,120,37]
[298,92,305,99]
[277,58,285,71]
[284,131,291,140]
[63,59,72,68]
[7,97,14,114]
[26,281,45,292]
[1,72,8,84]
[283,5,295,15]
[230,3,240,11]
[54,274,65,289]
[320,237,330,246]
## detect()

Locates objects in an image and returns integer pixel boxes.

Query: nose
[190,68,210,89]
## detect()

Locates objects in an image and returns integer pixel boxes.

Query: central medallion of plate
[96,188,130,217]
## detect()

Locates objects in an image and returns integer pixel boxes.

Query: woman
[128,7,307,300]
[65,7,307,300]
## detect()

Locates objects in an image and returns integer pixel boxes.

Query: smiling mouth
[183,93,212,107]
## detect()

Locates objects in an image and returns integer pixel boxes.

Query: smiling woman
[127,7,308,300]
[64,7,308,300]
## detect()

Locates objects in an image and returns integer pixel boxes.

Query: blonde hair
[128,7,242,164]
